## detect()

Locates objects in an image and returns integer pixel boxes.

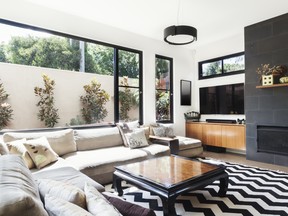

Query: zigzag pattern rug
[106,158,288,216]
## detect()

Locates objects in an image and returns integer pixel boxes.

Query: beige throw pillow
[124,129,149,149]
[0,141,9,155]
[3,129,76,156]
[84,182,122,216]
[45,195,93,216]
[6,138,35,169]
[38,179,86,209]
[24,137,58,169]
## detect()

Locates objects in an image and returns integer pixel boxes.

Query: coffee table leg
[113,174,123,196]
[218,173,229,197]
[160,196,177,216]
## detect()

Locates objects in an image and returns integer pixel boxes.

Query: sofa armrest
[149,135,179,155]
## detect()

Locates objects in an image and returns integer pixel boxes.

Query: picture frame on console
[180,79,191,106]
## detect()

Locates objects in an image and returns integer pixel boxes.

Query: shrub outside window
[155,55,173,123]
[0,19,143,129]
[199,52,245,79]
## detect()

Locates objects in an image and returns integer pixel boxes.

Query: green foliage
[203,61,222,76]
[69,115,85,126]
[34,74,59,127]
[119,77,138,121]
[118,50,139,78]
[86,44,113,75]
[6,36,81,70]
[156,91,170,121]
[80,78,110,124]
[156,57,169,75]
[0,43,6,62]
[0,80,13,129]
[1,36,140,78]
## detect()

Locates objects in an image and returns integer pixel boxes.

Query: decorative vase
[262,75,273,86]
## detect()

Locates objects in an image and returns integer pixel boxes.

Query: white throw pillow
[6,138,35,169]
[23,137,58,169]
[38,179,86,209]
[45,195,93,216]
[0,141,9,155]
[124,129,149,149]
[152,126,166,137]
[84,182,122,216]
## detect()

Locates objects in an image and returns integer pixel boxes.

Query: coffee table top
[115,156,224,187]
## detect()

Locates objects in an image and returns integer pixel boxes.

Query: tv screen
[200,83,244,114]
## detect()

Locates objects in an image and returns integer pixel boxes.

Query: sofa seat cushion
[62,146,148,170]
[33,166,105,192]
[0,155,48,216]
[176,136,202,151]
[140,144,170,157]
[3,129,76,156]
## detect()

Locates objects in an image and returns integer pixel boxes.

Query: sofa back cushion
[3,129,76,156]
[74,127,123,151]
[0,155,48,216]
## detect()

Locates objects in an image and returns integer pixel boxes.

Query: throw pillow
[0,141,9,155]
[3,129,76,156]
[160,124,175,138]
[37,179,86,209]
[124,129,149,149]
[23,137,58,169]
[152,126,166,137]
[6,138,35,169]
[45,195,93,216]
[84,182,122,216]
[103,193,156,216]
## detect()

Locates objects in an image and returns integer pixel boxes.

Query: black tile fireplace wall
[245,13,288,166]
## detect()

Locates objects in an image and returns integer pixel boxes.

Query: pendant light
[164,0,197,45]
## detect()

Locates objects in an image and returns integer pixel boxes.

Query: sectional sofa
[0,125,172,216]
[2,126,171,184]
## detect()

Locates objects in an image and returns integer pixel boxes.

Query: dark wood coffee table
[113,155,228,216]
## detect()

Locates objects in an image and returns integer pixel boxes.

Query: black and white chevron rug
[106,158,288,216]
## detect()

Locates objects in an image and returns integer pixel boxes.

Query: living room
[1,0,288,215]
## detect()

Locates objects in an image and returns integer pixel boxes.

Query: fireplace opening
[257,125,288,156]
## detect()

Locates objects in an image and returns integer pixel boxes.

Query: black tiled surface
[245,13,288,166]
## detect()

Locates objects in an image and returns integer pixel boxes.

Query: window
[155,55,173,123]
[199,52,245,79]
[117,49,142,123]
[0,19,143,128]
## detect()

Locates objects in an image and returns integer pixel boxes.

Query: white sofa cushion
[3,129,76,156]
[176,136,202,150]
[62,146,148,170]
[38,179,86,209]
[45,195,92,216]
[74,127,123,151]
[0,155,48,216]
[84,182,121,216]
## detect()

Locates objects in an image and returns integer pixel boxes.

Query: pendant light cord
[177,0,181,25]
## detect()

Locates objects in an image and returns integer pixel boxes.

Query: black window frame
[155,54,174,123]
[198,52,245,80]
[0,18,143,125]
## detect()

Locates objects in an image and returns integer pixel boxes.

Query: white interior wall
[193,33,246,121]
[0,0,195,135]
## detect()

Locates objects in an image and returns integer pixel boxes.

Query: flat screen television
[200,83,244,114]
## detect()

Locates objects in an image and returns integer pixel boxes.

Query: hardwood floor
[200,150,288,173]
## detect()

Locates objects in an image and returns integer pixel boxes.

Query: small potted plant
[256,64,287,85]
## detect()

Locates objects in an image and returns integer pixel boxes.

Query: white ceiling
[26,0,288,48]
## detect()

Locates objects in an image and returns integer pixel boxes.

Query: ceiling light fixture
[164,0,197,45]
